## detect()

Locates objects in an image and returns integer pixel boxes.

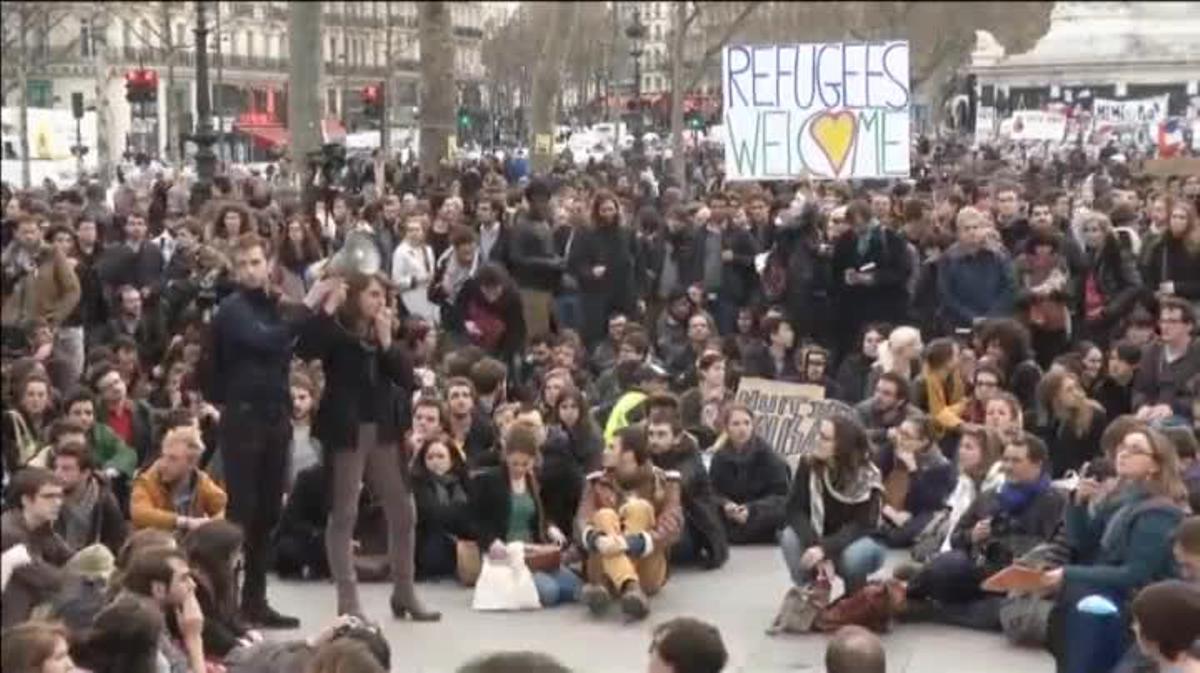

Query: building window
[27,80,53,108]
[80,19,94,58]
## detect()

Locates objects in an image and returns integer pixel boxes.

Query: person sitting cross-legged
[576,426,683,621]
[130,425,227,536]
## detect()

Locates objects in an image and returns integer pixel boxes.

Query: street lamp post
[191,0,217,211]
[626,8,646,169]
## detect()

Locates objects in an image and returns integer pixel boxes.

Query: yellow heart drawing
[809,111,858,177]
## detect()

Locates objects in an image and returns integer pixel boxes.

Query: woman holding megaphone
[297,267,440,622]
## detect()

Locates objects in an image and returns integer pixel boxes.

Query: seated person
[411,435,473,581]
[902,434,1065,630]
[1045,424,1188,671]
[113,547,206,673]
[469,422,578,607]
[647,409,728,570]
[130,425,227,535]
[444,377,498,470]
[0,468,71,628]
[49,441,127,555]
[854,371,919,455]
[273,463,331,580]
[589,331,651,410]
[182,520,260,659]
[576,426,683,621]
[781,417,886,594]
[62,387,139,482]
[708,405,790,545]
[875,415,956,548]
[1132,298,1199,427]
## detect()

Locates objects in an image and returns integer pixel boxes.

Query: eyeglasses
[975,380,999,389]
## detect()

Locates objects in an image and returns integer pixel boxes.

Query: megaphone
[323,230,382,278]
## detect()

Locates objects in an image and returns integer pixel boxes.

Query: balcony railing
[230,2,255,19]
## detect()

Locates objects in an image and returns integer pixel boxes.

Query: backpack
[766,578,831,636]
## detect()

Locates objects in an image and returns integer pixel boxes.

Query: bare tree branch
[683,1,763,92]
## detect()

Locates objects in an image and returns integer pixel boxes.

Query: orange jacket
[130,462,227,531]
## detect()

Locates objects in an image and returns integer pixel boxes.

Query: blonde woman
[1041,424,1188,669]
[864,325,923,398]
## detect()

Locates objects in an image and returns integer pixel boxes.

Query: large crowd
[1,138,1199,673]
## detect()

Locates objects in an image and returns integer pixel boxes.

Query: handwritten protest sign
[734,378,854,466]
[1007,111,1067,142]
[721,41,910,181]
[1092,95,1170,126]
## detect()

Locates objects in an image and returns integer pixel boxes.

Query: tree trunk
[382,11,392,154]
[162,3,177,162]
[288,3,323,201]
[17,2,31,189]
[419,1,455,178]
[91,8,113,188]
[670,1,687,192]
[530,3,579,174]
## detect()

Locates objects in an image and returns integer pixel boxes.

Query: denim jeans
[533,568,582,607]
[780,526,886,592]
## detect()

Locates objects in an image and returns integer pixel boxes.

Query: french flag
[1157,118,1185,157]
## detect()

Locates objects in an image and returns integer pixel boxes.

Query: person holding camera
[899,434,1066,630]
[1,215,81,336]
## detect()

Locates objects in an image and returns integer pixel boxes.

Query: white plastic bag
[471,542,541,611]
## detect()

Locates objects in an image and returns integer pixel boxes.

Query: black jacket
[709,437,790,523]
[1078,237,1142,323]
[567,222,638,309]
[785,459,882,559]
[831,225,913,327]
[651,436,729,569]
[97,241,164,295]
[468,466,549,552]
[295,313,415,450]
[1037,408,1107,479]
[685,226,760,304]
[949,481,1067,575]
[507,212,564,292]
[1142,235,1200,304]
[412,471,473,543]
[209,288,310,416]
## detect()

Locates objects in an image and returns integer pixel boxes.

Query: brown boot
[619,581,649,621]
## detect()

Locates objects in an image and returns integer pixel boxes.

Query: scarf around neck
[996,475,1050,516]
[809,460,883,538]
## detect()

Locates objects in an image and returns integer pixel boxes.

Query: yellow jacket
[130,462,227,531]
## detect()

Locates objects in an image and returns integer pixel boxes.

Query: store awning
[236,124,288,148]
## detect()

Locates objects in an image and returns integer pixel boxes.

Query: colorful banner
[1007,110,1067,142]
[721,41,911,181]
[1092,95,1170,125]
[733,377,854,465]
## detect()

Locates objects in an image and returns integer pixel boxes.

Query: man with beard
[97,208,164,298]
[577,426,683,621]
[854,371,920,454]
[49,441,126,555]
[88,283,166,366]
[567,190,637,349]
[644,207,697,332]
[647,409,727,570]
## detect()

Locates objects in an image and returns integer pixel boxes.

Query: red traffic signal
[125,69,159,103]
[362,84,380,105]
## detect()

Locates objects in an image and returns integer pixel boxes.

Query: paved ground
[269,546,1055,673]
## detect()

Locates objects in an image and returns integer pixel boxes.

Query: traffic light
[362,83,383,120]
[686,109,705,130]
[457,107,472,131]
[124,69,158,104]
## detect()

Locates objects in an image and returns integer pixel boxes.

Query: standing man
[508,179,564,342]
[209,232,337,629]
